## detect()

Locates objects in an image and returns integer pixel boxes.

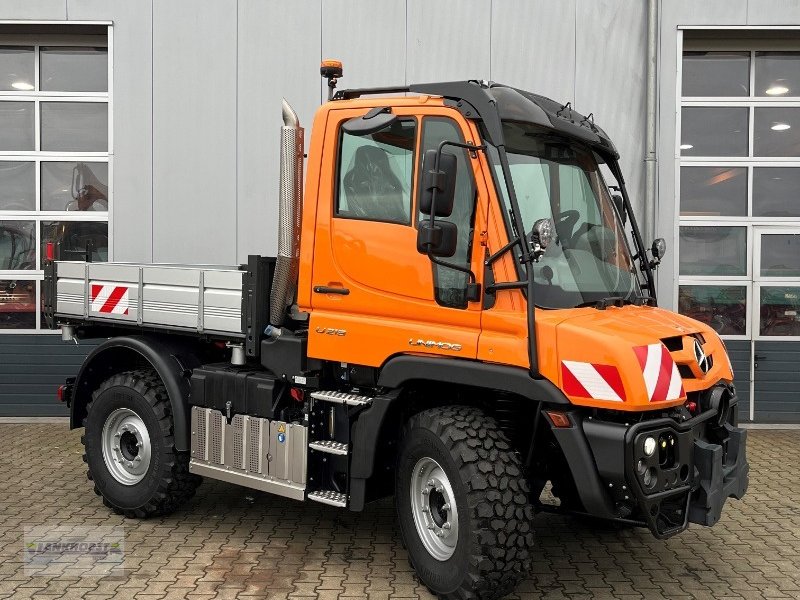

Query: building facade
[1,0,799,421]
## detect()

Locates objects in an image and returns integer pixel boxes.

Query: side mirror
[530,218,554,261]
[649,237,666,270]
[611,194,626,224]
[420,149,457,217]
[652,238,666,259]
[342,107,398,136]
[417,220,458,258]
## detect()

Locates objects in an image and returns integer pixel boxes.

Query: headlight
[644,436,656,457]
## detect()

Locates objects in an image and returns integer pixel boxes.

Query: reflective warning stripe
[561,361,626,402]
[633,343,685,402]
[90,284,130,316]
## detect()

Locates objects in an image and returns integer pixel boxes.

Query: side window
[419,118,477,309]
[336,118,415,224]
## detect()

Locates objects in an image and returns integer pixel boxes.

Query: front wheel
[82,369,201,518]
[396,406,536,600]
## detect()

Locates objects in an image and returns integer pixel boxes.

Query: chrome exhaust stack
[268,99,304,330]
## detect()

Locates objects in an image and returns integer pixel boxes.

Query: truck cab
[45,71,749,600]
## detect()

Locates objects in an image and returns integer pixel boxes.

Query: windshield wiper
[577,296,628,310]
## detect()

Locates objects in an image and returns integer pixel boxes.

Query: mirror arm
[608,160,657,303]
[485,236,523,267]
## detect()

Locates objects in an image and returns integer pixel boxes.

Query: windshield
[490,122,639,309]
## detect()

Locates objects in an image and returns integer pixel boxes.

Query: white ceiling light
[11,81,33,91]
[766,85,790,96]
[680,144,693,150]
[771,123,792,131]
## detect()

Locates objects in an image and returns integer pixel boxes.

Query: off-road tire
[396,406,536,600]
[82,369,201,518]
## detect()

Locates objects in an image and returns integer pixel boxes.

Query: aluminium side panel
[203,269,244,333]
[55,262,87,317]
[141,267,200,329]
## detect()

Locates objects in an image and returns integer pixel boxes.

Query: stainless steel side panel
[268,420,289,481]
[189,407,307,500]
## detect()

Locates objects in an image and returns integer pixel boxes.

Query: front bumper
[549,383,749,538]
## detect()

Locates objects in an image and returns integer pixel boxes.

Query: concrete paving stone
[1,425,799,599]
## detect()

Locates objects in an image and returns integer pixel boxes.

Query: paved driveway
[0,424,798,600]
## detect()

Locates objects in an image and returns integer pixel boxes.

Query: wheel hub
[101,408,151,485]
[410,457,459,561]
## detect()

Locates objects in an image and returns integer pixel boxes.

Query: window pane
[419,118,477,309]
[0,220,35,270]
[336,119,415,223]
[680,166,746,217]
[679,285,746,336]
[0,162,35,211]
[0,279,35,329]
[753,167,800,217]
[680,107,748,157]
[41,162,109,212]
[682,51,750,97]
[40,47,107,92]
[755,51,800,97]
[761,234,800,277]
[761,286,800,336]
[754,107,800,157]
[41,102,108,152]
[41,221,108,267]
[0,46,34,91]
[679,226,747,276]
[0,102,34,150]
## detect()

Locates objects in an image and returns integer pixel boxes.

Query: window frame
[0,28,112,334]
[332,116,418,226]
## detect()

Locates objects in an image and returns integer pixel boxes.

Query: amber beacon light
[321,59,343,100]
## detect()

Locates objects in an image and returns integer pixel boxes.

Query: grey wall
[2,0,652,267]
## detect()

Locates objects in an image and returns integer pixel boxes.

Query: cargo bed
[48,260,246,337]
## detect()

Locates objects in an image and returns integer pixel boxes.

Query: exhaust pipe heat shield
[270,99,304,327]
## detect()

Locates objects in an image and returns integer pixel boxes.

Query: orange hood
[550,305,733,411]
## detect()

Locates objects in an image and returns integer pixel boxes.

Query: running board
[310,390,372,407]
[308,440,349,456]
[308,489,348,508]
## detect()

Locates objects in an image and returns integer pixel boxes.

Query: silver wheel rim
[410,457,459,561]
[101,408,152,485]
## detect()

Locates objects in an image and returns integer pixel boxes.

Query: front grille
[661,336,683,352]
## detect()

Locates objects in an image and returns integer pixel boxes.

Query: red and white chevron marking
[561,361,627,402]
[90,284,130,316]
[633,343,685,402]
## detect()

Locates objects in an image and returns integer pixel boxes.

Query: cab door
[308,107,487,367]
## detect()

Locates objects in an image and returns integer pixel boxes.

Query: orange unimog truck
[44,63,749,600]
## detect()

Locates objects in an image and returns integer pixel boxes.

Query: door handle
[754,354,766,370]
[313,285,350,295]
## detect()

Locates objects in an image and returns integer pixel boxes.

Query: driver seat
[342,145,407,222]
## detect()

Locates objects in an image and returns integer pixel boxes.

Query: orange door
[308,107,488,367]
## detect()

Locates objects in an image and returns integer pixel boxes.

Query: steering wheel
[554,210,580,247]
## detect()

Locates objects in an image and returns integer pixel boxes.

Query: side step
[308,440,349,456]
[310,390,372,407]
[308,489,348,508]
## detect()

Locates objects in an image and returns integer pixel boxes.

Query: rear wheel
[396,406,536,600]
[82,369,201,518]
